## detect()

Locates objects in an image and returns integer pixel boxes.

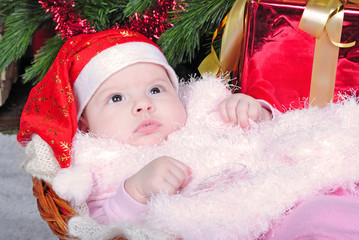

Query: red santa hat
[17,29,178,168]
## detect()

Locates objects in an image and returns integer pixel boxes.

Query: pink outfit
[86,98,359,238]
[87,99,279,225]
[87,181,147,225]
[264,188,359,240]
[91,180,359,239]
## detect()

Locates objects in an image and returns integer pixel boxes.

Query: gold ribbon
[200,0,357,106]
[198,0,246,77]
[298,0,356,107]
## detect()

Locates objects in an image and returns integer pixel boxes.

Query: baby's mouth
[134,119,162,134]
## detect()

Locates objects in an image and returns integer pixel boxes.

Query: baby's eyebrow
[151,77,172,85]
[95,86,120,99]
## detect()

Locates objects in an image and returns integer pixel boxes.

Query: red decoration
[240,0,359,111]
[38,0,96,39]
[38,0,183,40]
[125,0,184,41]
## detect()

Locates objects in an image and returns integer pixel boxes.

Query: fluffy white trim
[23,76,359,239]
[52,165,93,206]
[65,77,359,239]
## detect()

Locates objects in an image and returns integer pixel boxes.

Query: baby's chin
[132,136,167,146]
[120,134,168,147]
[115,126,184,146]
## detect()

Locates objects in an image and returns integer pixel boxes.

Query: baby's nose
[133,98,154,114]
[136,105,153,112]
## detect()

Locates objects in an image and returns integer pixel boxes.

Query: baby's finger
[156,180,179,195]
[218,99,230,123]
[168,158,192,188]
[225,97,241,124]
[236,103,250,129]
[168,158,190,173]
[247,103,262,122]
[164,173,183,194]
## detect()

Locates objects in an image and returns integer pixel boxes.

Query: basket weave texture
[32,178,125,240]
[32,177,78,239]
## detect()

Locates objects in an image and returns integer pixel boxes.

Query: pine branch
[0,0,17,25]
[158,0,236,67]
[123,0,156,17]
[23,35,65,84]
[0,1,48,73]
[74,0,130,30]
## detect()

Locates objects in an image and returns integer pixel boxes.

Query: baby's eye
[108,94,125,103]
[149,87,162,95]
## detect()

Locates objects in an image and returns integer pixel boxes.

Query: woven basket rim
[32,177,126,240]
[32,177,78,240]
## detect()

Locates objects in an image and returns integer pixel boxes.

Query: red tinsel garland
[38,0,183,40]
[38,0,96,39]
[124,0,185,40]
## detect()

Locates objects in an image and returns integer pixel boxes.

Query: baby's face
[80,63,187,145]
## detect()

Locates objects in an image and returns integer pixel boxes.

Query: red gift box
[239,0,359,111]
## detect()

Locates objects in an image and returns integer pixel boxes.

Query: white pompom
[52,166,93,206]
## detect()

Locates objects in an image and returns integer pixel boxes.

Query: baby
[78,64,273,206]
[73,30,274,222]
[18,29,359,240]
[17,29,274,225]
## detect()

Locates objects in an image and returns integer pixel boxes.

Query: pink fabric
[258,99,281,120]
[86,100,280,226]
[85,98,359,237]
[86,100,280,225]
[264,189,359,240]
[88,181,147,224]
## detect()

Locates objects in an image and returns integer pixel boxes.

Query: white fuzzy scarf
[50,77,359,240]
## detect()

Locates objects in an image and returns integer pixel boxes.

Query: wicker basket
[32,178,125,240]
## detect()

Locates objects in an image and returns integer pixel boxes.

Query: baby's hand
[218,93,271,129]
[125,156,191,204]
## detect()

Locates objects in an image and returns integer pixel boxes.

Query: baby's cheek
[177,106,188,126]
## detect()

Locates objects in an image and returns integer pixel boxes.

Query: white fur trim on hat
[73,42,178,120]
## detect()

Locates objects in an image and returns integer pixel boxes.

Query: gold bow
[299,0,356,107]
[199,0,357,107]
[198,0,246,77]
